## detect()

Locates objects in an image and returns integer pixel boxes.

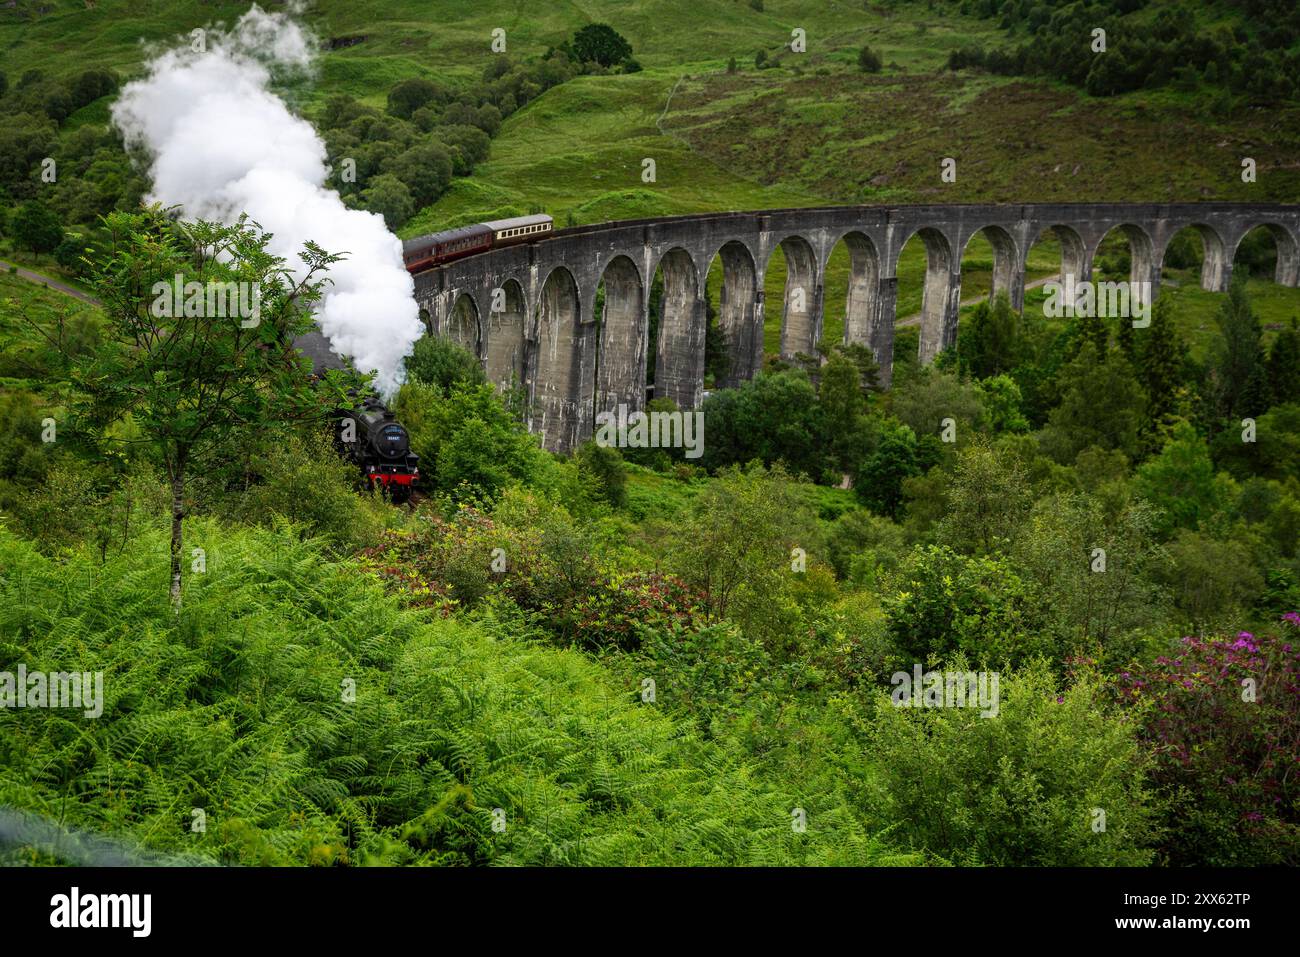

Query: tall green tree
[960,294,1020,380]
[936,440,1032,555]
[700,370,830,479]
[1212,276,1267,416]
[570,24,633,67]
[1266,317,1300,406]
[1136,295,1183,442]
[1116,310,1137,361]
[1074,309,1109,359]
[1134,421,1226,536]
[1011,494,1165,657]
[10,200,64,256]
[854,422,920,518]
[819,349,868,473]
[671,461,812,635]
[386,77,447,118]
[59,209,357,606]
[1039,342,1144,464]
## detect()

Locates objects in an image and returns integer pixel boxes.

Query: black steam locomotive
[333,396,419,503]
[294,330,420,503]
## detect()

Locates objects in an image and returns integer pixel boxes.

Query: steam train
[333,396,420,503]
[402,214,553,274]
[294,330,420,503]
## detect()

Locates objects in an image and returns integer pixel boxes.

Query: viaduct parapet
[411,203,1300,452]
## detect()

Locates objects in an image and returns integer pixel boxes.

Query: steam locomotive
[402,214,553,274]
[294,330,420,503]
[333,396,419,503]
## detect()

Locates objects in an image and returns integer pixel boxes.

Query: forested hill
[955,0,1300,102]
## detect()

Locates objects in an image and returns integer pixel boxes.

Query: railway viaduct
[411,203,1300,453]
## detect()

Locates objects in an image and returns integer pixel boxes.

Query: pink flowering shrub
[1117,613,1300,865]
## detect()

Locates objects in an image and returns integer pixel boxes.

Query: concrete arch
[447,292,482,359]
[896,226,958,364]
[963,225,1022,310]
[484,278,527,390]
[593,255,646,420]
[1091,223,1158,293]
[1229,222,1300,287]
[709,240,762,388]
[1029,223,1089,287]
[767,234,822,359]
[530,266,587,451]
[829,231,882,350]
[1158,223,1230,292]
[651,247,706,410]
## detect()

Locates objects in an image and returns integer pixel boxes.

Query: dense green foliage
[0,522,910,866]
[2,1,1300,869]
[952,0,1300,104]
[4,241,1300,864]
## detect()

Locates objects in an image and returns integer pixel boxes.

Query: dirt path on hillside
[1,259,101,306]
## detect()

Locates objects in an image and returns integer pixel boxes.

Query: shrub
[638,619,770,729]
[221,430,388,551]
[866,662,1159,865]
[394,381,543,504]
[571,571,702,651]
[883,545,1053,668]
[826,507,907,584]
[1117,618,1300,865]
[403,335,486,393]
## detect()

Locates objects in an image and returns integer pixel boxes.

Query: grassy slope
[0,266,101,394]
[3,0,1298,357]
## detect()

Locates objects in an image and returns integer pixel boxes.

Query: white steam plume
[111,3,421,397]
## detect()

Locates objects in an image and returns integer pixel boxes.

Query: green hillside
[4,0,1299,365]
[3,0,1298,227]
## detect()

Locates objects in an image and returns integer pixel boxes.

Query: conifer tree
[1116,310,1137,361]
[1137,296,1182,438]
[1266,317,1300,406]
[1074,310,1109,360]
[1211,276,1266,417]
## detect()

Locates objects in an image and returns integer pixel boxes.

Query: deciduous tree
[49,208,357,606]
